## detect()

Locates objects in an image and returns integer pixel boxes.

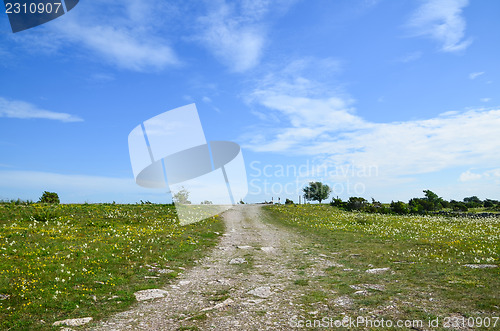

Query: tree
[484,199,496,208]
[303,182,331,204]
[408,198,429,214]
[451,201,468,212]
[39,191,60,204]
[173,187,191,204]
[464,196,482,208]
[423,190,444,211]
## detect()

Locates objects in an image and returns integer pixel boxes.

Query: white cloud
[460,168,500,181]
[469,71,484,79]
[243,60,500,180]
[0,97,83,122]
[459,170,482,182]
[408,0,472,52]
[197,2,266,72]
[202,96,212,103]
[480,98,491,103]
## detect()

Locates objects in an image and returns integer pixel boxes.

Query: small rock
[134,289,168,301]
[260,247,275,253]
[246,299,264,304]
[248,286,272,298]
[157,269,175,274]
[179,280,191,286]
[463,264,498,269]
[343,268,354,271]
[366,267,390,274]
[53,317,93,327]
[144,276,160,279]
[236,245,253,249]
[363,284,386,291]
[334,296,353,307]
[229,258,247,264]
[0,294,10,300]
[354,290,368,296]
[201,298,234,311]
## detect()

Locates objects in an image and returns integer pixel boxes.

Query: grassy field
[265,204,500,328]
[0,203,224,330]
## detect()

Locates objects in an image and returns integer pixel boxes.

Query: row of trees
[1,191,60,205]
[302,182,499,214]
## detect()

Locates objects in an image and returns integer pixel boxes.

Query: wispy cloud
[10,1,180,72]
[197,1,266,72]
[408,0,472,52]
[469,71,484,79]
[196,0,297,72]
[480,98,491,103]
[57,20,179,72]
[398,51,423,63]
[0,97,83,122]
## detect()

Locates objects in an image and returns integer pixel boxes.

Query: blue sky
[1,0,499,203]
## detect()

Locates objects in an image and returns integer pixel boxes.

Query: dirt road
[90,205,337,330]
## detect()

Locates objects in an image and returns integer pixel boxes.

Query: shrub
[452,201,468,212]
[330,198,344,208]
[346,197,368,211]
[390,201,409,215]
[285,198,294,205]
[38,191,60,204]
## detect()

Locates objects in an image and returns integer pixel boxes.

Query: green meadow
[265,204,500,325]
[0,203,223,330]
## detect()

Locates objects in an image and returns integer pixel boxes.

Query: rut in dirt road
[90,205,341,330]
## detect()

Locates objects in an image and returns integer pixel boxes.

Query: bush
[38,191,60,204]
[464,196,482,208]
[452,201,468,212]
[484,199,495,208]
[330,198,346,209]
[346,197,368,211]
[390,201,409,215]
[285,199,294,205]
